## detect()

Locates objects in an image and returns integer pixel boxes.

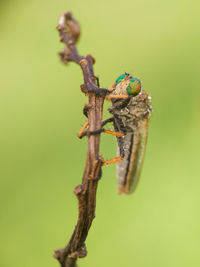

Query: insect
[106,73,152,194]
[78,72,151,194]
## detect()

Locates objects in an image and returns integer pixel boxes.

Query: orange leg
[103,130,124,137]
[106,94,130,101]
[104,83,117,102]
[78,121,89,138]
[102,155,123,166]
[87,129,124,138]
[78,121,124,167]
[79,123,124,139]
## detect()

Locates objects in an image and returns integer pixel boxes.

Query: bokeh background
[1,0,200,266]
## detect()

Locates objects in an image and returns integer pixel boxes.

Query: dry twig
[53,12,109,267]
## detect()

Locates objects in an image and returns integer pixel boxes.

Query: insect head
[115,73,141,96]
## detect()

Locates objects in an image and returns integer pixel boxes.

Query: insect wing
[117,118,149,194]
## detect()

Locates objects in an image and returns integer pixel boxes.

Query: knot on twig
[59,47,71,64]
[73,185,84,196]
[89,157,104,180]
[80,84,88,94]
[69,244,87,259]
[53,247,67,261]
[57,12,83,64]
[80,83,110,97]
[57,12,80,43]
[86,54,95,65]
[83,104,92,118]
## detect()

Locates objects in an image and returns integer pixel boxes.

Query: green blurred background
[1,0,200,266]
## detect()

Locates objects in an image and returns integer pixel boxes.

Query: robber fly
[105,73,152,194]
[78,72,151,194]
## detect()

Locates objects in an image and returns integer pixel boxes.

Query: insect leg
[113,115,125,157]
[87,117,123,138]
[78,121,89,138]
[84,128,124,138]
[102,156,123,166]
[101,117,114,127]
[93,75,100,87]
[78,117,117,139]
[103,130,124,137]
[106,94,130,101]
[102,116,125,166]
[78,127,124,139]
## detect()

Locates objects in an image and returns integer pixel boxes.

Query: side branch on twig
[53,12,108,267]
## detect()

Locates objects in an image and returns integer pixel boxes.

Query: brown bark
[53,12,109,267]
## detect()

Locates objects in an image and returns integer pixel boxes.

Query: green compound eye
[116,74,126,84]
[126,78,141,96]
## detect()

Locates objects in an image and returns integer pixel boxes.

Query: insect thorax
[108,90,152,132]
